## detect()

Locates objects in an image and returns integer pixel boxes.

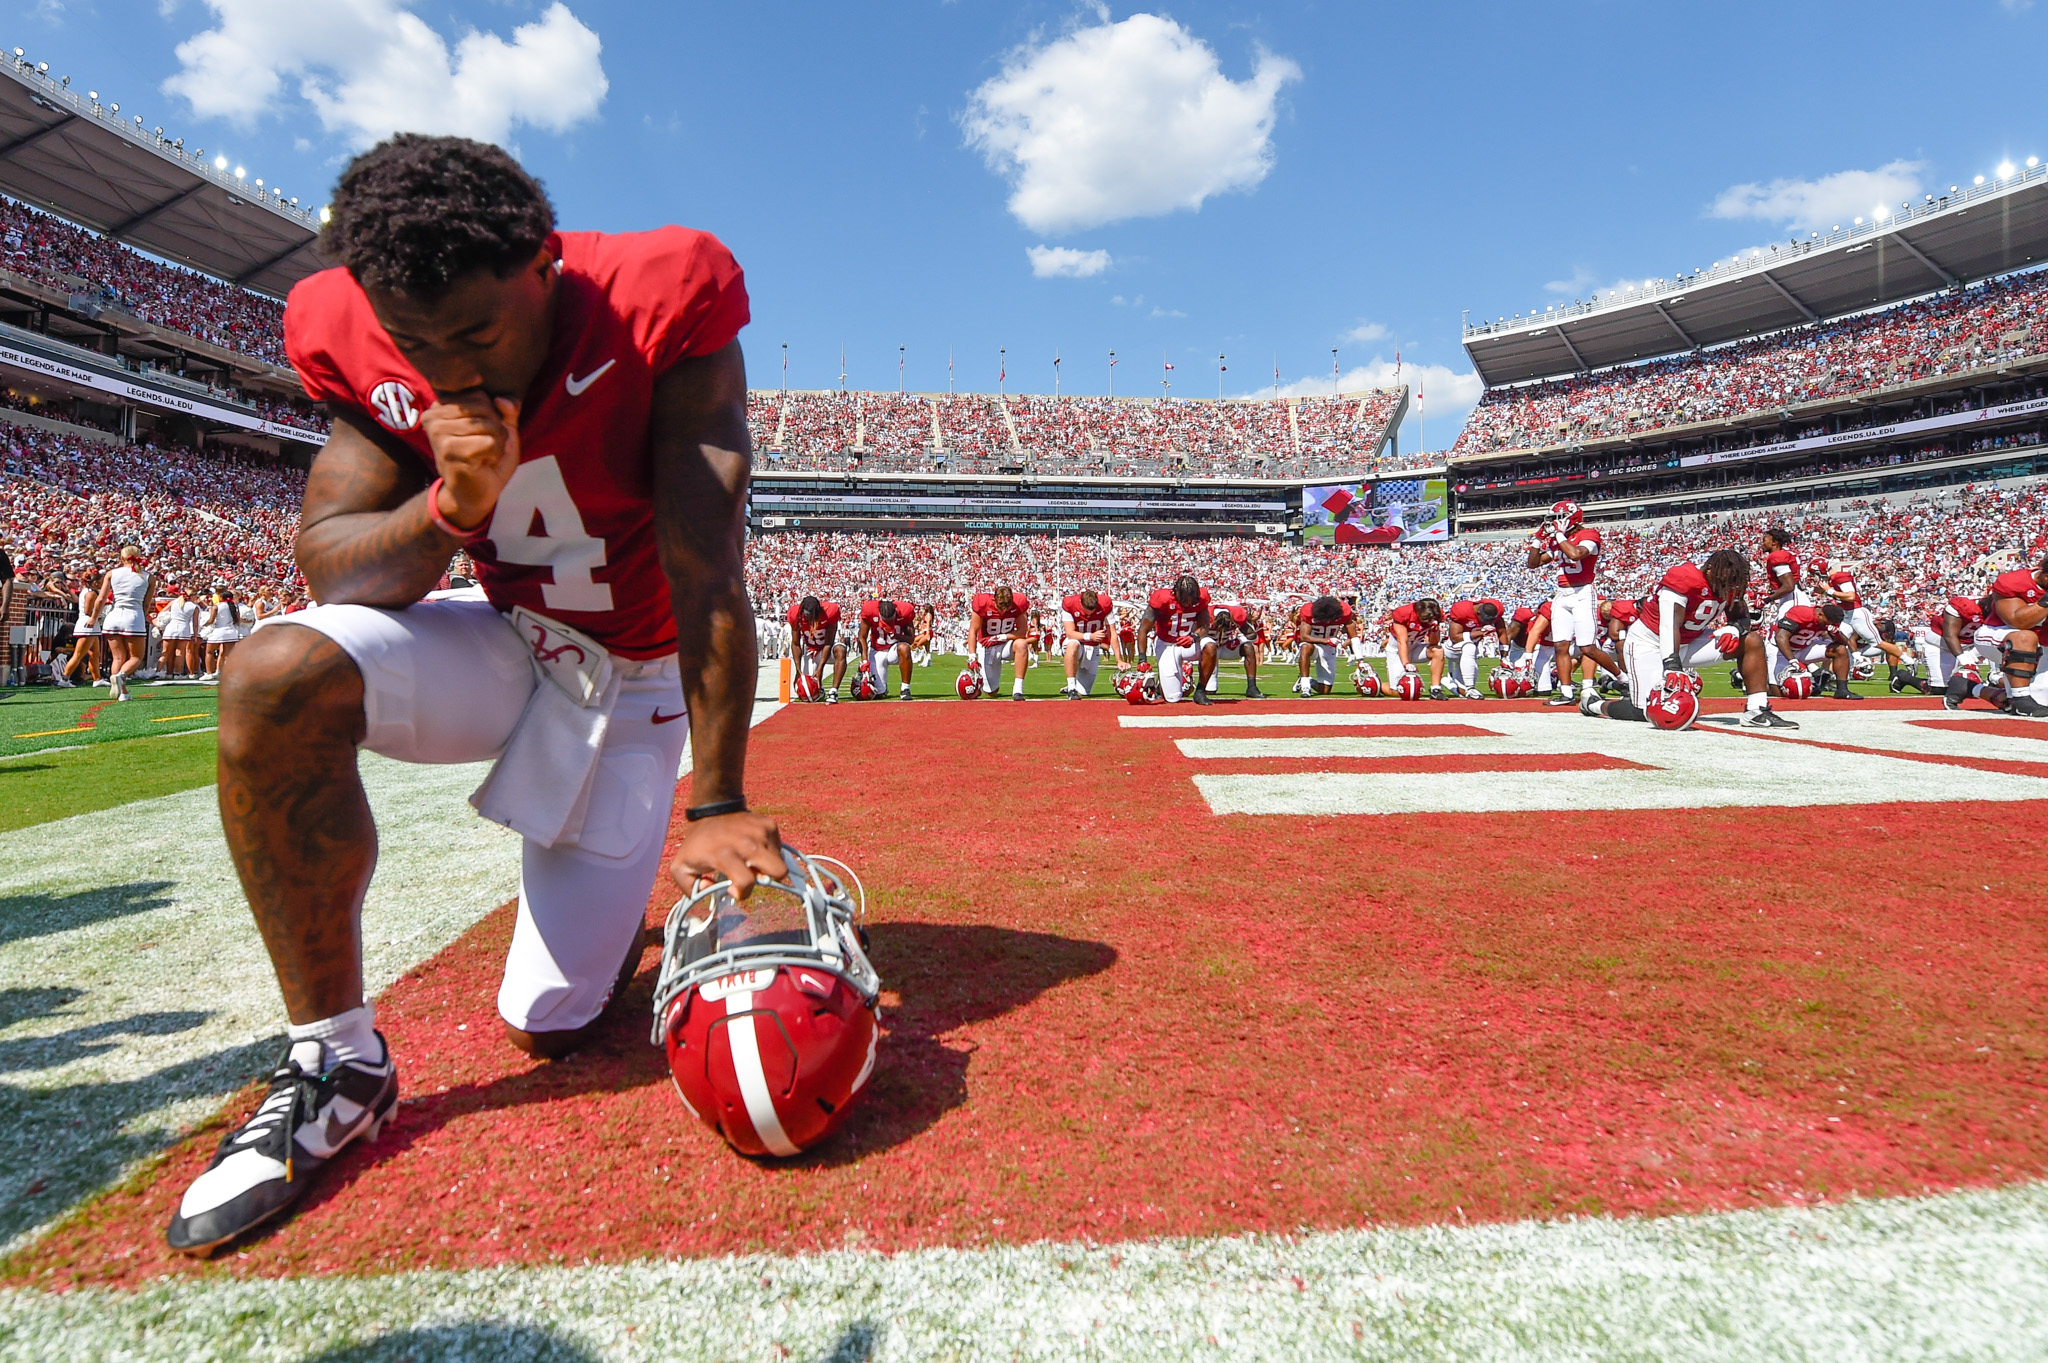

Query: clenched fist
[424,391,522,532]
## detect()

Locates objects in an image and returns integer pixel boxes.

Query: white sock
[1746,692,1767,712]
[288,1003,382,1069]
[1012,680,1024,695]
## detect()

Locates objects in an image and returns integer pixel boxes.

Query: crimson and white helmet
[1850,655,1875,681]
[1352,663,1381,696]
[854,671,879,701]
[1807,556,1831,578]
[1644,685,1701,731]
[954,667,983,700]
[792,672,822,703]
[1780,670,1815,700]
[1395,671,1424,701]
[653,847,880,1159]
[1490,668,1520,698]
[1114,667,1157,705]
[1550,499,1583,531]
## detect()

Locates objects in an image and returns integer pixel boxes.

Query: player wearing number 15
[166,136,790,1256]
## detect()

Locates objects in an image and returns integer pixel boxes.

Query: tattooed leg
[217,623,373,1024]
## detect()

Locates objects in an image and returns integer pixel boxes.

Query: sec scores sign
[1121,710,2048,816]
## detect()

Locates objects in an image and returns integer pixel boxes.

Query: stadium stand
[1455,270,2048,457]
[747,388,1411,478]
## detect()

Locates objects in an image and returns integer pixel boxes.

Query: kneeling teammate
[789,595,846,702]
[1294,595,1361,695]
[1140,574,1216,704]
[1060,589,1119,697]
[1978,556,2048,717]
[1209,602,1265,697]
[968,585,1032,699]
[1915,593,1995,705]
[1504,605,1555,691]
[1582,549,1797,729]
[1772,602,1853,700]
[1445,597,1504,698]
[167,137,787,1253]
[1381,597,1445,697]
[858,596,918,699]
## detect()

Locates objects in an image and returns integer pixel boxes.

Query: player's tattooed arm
[294,411,458,607]
[652,339,788,897]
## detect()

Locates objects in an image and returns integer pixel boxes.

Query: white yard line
[0,755,520,1254]
[3,1181,2046,1361]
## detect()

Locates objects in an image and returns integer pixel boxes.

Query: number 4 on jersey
[486,456,614,612]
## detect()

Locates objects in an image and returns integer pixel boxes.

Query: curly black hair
[322,134,555,299]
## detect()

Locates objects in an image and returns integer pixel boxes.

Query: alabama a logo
[367,379,421,432]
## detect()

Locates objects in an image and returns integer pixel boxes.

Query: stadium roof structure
[1463,162,2048,388]
[0,52,324,298]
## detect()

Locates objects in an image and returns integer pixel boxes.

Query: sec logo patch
[367,379,422,431]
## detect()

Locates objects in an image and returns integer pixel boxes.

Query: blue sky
[11,0,2045,449]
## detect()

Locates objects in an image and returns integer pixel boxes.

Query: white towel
[469,609,620,849]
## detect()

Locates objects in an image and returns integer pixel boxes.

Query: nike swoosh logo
[651,709,687,725]
[564,358,617,396]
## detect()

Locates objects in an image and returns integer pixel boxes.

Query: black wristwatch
[685,798,749,822]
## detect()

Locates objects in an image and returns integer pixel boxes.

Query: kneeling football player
[1059,589,1118,697]
[168,138,787,1254]
[789,595,846,702]
[968,585,1032,699]
[1210,601,1264,697]
[1582,549,1796,729]
[1294,595,1362,695]
[1139,574,1217,704]
[1378,597,1445,698]
[858,595,917,699]
[1978,555,2048,717]
[1772,602,1853,700]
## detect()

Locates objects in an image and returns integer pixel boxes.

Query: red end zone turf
[16,698,2048,1286]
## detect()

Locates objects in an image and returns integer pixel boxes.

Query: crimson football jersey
[860,600,915,646]
[1384,601,1433,638]
[1935,595,1984,643]
[1777,604,1844,650]
[1447,598,1505,635]
[1641,561,1730,644]
[1554,526,1601,587]
[1148,586,1210,642]
[286,228,749,659]
[787,600,841,650]
[1988,568,2045,609]
[1062,593,1113,639]
[1299,600,1356,644]
[1763,548,1800,596]
[1211,603,1251,646]
[971,591,1030,641]
[1603,598,1639,628]
[1826,569,1862,609]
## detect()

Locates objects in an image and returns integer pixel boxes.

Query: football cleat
[653,847,880,1159]
[1644,686,1700,731]
[1192,686,1214,706]
[955,668,983,700]
[1244,681,1265,700]
[1395,671,1424,702]
[1744,707,1800,729]
[1779,670,1814,700]
[166,1036,397,1255]
[824,686,838,705]
[2008,693,2048,718]
[1544,689,1579,706]
[1578,687,1605,717]
[1429,685,1446,702]
[1943,674,1970,709]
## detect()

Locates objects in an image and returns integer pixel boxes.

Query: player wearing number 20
[166,137,790,1255]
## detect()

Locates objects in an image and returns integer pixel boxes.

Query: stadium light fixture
[59,75,67,86]
[319,205,331,224]
[1975,175,1985,185]
[214,154,226,169]
[37,62,46,73]
[234,167,245,179]
[87,90,97,101]
[2030,157,2040,168]
[11,48,20,57]
[109,103,118,113]
[1999,162,2016,178]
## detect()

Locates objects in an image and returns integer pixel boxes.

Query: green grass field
[0,684,221,830]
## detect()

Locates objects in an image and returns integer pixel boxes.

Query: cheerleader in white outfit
[200,588,244,680]
[154,584,202,679]
[57,568,101,688]
[94,546,154,701]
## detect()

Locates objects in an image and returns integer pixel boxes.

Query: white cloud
[1027,244,1112,278]
[1709,159,1926,233]
[962,11,1300,234]
[1342,320,1388,343]
[2002,0,2033,13]
[163,0,608,148]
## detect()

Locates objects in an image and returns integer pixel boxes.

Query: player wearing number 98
[166,137,789,1256]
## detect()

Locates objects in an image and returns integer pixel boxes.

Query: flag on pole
[1163,361,1175,371]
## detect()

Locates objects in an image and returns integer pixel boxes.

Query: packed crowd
[1456,269,2048,456]
[0,196,289,365]
[746,389,1421,479]
[1,424,306,603]
[748,481,2047,641]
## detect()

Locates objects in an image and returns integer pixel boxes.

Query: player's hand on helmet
[670,810,789,901]
[1662,654,1682,676]
[423,390,523,530]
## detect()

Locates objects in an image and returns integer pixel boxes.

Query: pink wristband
[426,478,488,540]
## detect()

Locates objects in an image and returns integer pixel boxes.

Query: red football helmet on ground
[1780,670,1815,700]
[1645,686,1701,731]
[653,848,880,1159]
[854,671,879,700]
[1352,663,1381,696]
[1115,667,1159,705]
[954,667,983,699]
[792,672,822,703]
[1550,499,1583,530]
[1396,671,1424,701]
[1490,668,1522,698]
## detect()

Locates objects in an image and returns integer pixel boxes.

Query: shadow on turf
[0,880,176,948]
[296,1319,880,1362]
